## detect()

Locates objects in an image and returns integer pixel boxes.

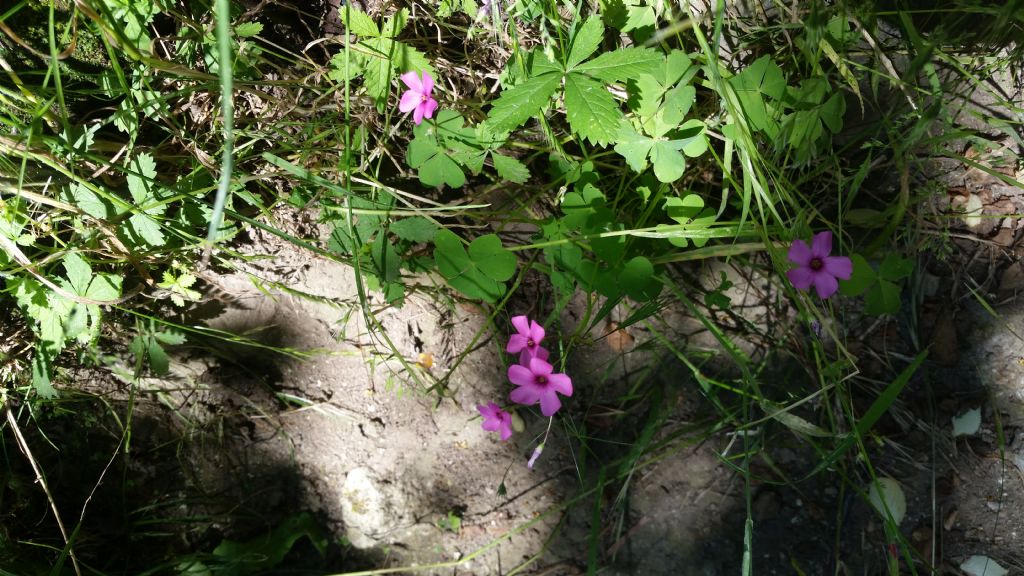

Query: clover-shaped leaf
[433,229,517,302]
[663,194,716,247]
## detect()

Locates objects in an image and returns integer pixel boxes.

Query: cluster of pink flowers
[477,316,573,443]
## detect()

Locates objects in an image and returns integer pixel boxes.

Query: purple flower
[477,402,513,441]
[508,357,572,417]
[507,315,546,364]
[786,231,853,299]
[398,71,438,125]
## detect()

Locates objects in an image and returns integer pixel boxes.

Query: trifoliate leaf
[574,47,661,82]
[418,154,465,188]
[566,16,604,69]
[434,229,472,279]
[483,72,561,134]
[879,253,913,281]
[468,234,516,282]
[619,256,655,300]
[664,194,716,247]
[728,56,785,136]
[838,254,875,296]
[564,74,622,146]
[491,153,530,183]
[339,5,379,36]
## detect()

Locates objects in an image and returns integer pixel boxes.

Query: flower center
[421,93,429,102]
[526,339,535,348]
[809,257,823,271]
[536,375,548,386]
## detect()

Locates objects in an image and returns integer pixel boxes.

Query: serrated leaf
[382,8,409,38]
[127,153,158,204]
[566,16,604,69]
[564,74,622,146]
[148,337,170,375]
[86,273,121,302]
[390,217,437,243]
[339,5,379,36]
[491,153,530,183]
[62,253,92,295]
[32,352,57,398]
[155,330,187,346]
[574,47,661,82]
[235,22,263,37]
[468,234,516,282]
[128,213,166,246]
[484,72,561,134]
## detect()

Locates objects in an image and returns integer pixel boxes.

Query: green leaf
[619,256,655,300]
[235,22,263,37]
[382,8,409,38]
[838,254,875,297]
[483,72,562,134]
[214,513,327,571]
[66,183,113,220]
[865,279,901,315]
[664,194,716,247]
[728,56,785,136]
[566,16,604,69]
[127,153,158,205]
[419,154,465,188]
[564,73,623,146]
[62,253,92,295]
[574,47,661,82]
[434,229,472,279]
[339,5,379,36]
[468,234,516,281]
[372,234,401,284]
[614,124,654,173]
[650,140,686,183]
[491,152,530,183]
[390,217,437,243]
[148,337,170,375]
[879,253,913,281]
[32,352,57,399]
[128,213,166,246]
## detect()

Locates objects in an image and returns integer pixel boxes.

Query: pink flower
[477,402,513,441]
[786,231,853,299]
[398,71,438,125]
[507,315,546,364]
[508,357,572,417]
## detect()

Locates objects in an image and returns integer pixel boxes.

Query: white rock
[960,555,1009,576]
[867,477,906,525]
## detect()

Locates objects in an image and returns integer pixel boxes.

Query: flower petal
[788,239,812,266]
[400,71,422,92]
[413,104,425,125]
[399,90,420,113]
[811,231,833,259]
[813,271,839,299]
[498,413,513,441]
[508,364,534,387]
[528,320,545,344]
[421,98,438,121]
[519,346,549,366]
[421,71,434,96]
[787,267,814,290]
[507,334,528,354]
[477,403,497,421]
[511,315,530,335]
[528,357,553,376]
[539,391,562,416]
[510,385,540,406]
[547,373,573,396]
[823,255,852,280]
